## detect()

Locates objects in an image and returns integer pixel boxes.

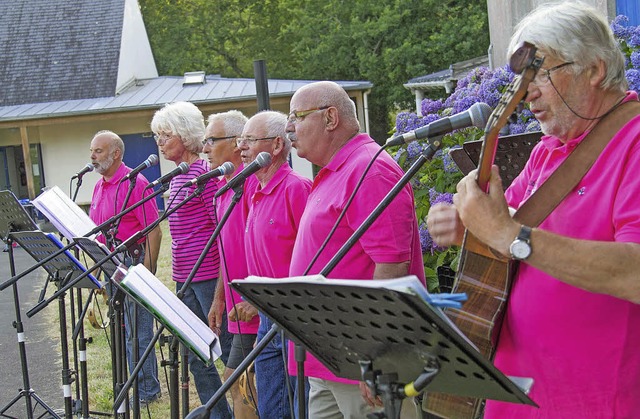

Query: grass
[71,220,228,417]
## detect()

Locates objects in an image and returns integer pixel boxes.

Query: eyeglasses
[202,135,236,146]
[154,133,175,146]
[532,62,573,86]
[287,106,330,124]
[235,136,278,147]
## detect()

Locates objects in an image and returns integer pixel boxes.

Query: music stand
[232,276,536,418]
[0,191,60,419]
[449,131,542,188]
[72,237,131,416]
[10,230,103,418]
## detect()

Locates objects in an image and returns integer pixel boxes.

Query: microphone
[183,162,235,187]
[145,162,190,189]
[215,152,271,198]
[120,154,159,183]
[72,163,94,179]
[386,102,492,147]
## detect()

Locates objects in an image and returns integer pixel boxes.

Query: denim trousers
[176,280,232,419]
[255,313,297,418]
[124,297,160,400]
[121,252,160,401]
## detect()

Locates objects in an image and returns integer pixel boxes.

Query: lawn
[75,220,227,417]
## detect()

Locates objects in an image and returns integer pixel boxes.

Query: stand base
[0,388,61,419]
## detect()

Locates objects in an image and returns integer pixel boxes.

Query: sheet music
[32,186,98,241]
[114,264,221,364]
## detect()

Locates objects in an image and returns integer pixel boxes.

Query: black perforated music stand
[449,131,542,188]
[232,277,536,411]
[11,232,102,290]
[0,191,60,419]
[73,236,124,280]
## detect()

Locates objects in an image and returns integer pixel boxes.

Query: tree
[138,0,489,140]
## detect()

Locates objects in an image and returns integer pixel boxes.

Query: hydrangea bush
[393,15,639,292]
[612,15,640,91]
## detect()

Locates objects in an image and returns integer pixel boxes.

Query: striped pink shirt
[167,159,220,283]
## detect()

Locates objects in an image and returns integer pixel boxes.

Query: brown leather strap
[514,100,640,226]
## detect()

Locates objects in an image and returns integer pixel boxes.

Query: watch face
[511,240,532,260]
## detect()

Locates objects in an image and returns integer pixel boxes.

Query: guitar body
[424,42,543,418]
[424,234,515,419]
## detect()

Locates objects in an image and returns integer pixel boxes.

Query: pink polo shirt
[216,167,260,334]
[288,133,426,383]
[486,92,640,418]
[244,163,311,278]
[89,162,159,246]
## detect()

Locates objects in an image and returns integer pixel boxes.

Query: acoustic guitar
[424,42,543,418]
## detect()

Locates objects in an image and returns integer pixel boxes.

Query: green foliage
[138,0,489,142]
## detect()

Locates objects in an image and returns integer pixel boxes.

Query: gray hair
[93,130,124,155]
[508,1,627,92]
[150,101,205,154]
[257,110,291,161]
[207,110,248,137]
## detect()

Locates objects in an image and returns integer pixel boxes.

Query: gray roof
[0,0,123,106]
[405,56,490,91]
[0,75,373,122]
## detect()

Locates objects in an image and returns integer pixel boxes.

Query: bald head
[287,81,361,167]
[90,130,124,177]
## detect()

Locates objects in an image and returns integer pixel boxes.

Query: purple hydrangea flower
[626,69,640,92]
[429,188,454,206]
[630,50,640,69]
[421,99,444,115]
[630,27,640,48]
[442,147,461,174]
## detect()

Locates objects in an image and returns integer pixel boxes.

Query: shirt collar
[323,133,372,173]
[103,162,127,184]
[540,90,639,153]
[256,163,292,196]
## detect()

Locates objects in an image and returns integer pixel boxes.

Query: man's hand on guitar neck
[453,165,520,257]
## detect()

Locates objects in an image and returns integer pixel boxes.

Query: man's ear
[272,136,284,157]
[324,107,339,131]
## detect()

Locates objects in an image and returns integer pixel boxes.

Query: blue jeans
[255,313,296,418]
[124,297,160,400]
[122,253,160,401]
[176,280,231,418]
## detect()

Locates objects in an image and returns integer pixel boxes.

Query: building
[0,0,372,206]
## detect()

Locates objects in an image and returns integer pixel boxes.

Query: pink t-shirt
[168,159,220,283]
[486,93,640,418]
[244,164,311,278]
[90,162,159,246]
[216,167,260,334]
[288,133,426,383]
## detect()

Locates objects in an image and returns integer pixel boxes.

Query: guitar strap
[513,100,640,226]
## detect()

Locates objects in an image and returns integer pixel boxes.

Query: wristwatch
[509,225,532,260]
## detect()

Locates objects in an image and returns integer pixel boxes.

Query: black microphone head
[84,163,95,172]
[255,152,272,168]
[468,102,493,130]
[147,154,159,166]
[178,162,190,174]
[219,162,235,176]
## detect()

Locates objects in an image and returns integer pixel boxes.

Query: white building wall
[487,0,615,68]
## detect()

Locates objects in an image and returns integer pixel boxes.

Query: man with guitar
[427,3,640,418]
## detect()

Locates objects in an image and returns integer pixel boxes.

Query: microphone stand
[112,183,243,416]
[186,139,444,419]
[71,174,85,203]
[23,184,169,318]
[0,185,167,292]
